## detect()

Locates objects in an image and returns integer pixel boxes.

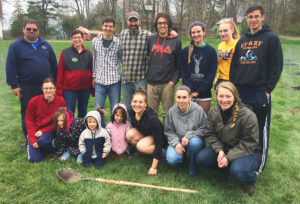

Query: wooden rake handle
[83,178,198,194]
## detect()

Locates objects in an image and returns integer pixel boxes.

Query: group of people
[5,5,283,196]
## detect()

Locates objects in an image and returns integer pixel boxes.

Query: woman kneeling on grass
[126,87,167,175]
[26,77,66,163]
[164,85,206,177]
[195,81,260,196]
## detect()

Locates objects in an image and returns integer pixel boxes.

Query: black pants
[20,83,42,136]
[237,87,271,172]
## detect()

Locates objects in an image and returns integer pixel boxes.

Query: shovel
[56,168,198,194]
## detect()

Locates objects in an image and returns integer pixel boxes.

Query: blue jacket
[6,37,57,88]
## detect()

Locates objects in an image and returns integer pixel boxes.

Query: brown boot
[242,184,255,196]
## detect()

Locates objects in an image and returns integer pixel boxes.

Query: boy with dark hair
[230,5,283,173]
[147,13,182,122]
[92,17,122,127]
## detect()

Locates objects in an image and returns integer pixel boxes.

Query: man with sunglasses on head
[230,5,283,175]
[6,19,57,148]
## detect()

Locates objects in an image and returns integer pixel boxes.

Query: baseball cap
[127,11,140,21]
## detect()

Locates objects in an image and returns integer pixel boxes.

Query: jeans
[63,88,91,118]
[60,152,71,160]
[166,137,205,176]
[95,82,121,127]
[27,131,55,163]
[195,147,259,185]
[122,79,147,111]
[77,154,83,163]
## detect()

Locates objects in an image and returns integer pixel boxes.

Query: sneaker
[20,137,28,148]
[242,184,255,196]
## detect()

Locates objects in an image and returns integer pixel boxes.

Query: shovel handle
[83,178,198,194]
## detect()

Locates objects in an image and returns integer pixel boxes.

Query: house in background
[0,0,3,39]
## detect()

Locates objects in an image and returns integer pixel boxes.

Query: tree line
[7,0,300,38]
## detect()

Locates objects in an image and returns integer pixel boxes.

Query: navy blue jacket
[6,37,57,89]
[230,25,283,93]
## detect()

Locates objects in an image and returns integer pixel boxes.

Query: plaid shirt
[92,36,122,85]
[119,29,152,83]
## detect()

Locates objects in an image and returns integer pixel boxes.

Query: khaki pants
[147,84,175,122]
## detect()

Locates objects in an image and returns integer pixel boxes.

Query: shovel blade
[56,168,82,183]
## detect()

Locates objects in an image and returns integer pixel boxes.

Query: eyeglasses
[43,87,55,90]
[247,15,261,19]
[158,22,168,25]
[26,28,38,32]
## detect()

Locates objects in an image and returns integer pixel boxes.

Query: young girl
[79,110,111,168]
[106,104,131,160]
[215,18,240,88]
[51,107,85,161]
[180,21,218,115]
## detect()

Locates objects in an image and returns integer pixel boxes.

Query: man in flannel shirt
[119,11,152,113]
[92,17,122,127]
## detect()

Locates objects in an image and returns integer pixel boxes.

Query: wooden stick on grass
[83,178,199,194]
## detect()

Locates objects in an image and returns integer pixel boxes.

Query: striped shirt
[119,29,152,83]
[92,36,122,85]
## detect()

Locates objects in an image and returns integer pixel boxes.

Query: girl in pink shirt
[106,104,131,159]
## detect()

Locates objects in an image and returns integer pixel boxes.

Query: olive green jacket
[205,103,259,162]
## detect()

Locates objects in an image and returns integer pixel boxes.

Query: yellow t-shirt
[217,40,238,80]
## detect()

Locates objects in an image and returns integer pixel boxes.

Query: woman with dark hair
[180,21,217,115]
[26,77,66,162]
[126,88,167,175]
[195,81,260,196]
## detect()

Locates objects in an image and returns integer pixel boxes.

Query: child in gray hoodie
[79,110,111,168]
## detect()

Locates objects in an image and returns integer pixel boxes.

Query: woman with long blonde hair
[196,81,260,196]
[215,18,240,88]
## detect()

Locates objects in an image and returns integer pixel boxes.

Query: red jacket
[56,44,93,96]
[26,94,66,145]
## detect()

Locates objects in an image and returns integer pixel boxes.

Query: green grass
[0,38,300,203]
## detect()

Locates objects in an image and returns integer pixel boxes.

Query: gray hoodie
[79,110,111,155]
[164,102,207,147]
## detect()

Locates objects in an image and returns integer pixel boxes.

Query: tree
[10,0,25,37]
[26,0,61,37]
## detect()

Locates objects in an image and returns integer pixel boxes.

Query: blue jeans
[95,82,121,127]
[60,152,71,160]
[63,88,91,118]
[27,131,55,163]
[77,154,83,163]
[195,147,259,185]
[122,79,147,112]
[166,137,205,176]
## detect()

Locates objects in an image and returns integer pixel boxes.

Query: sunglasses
[26,28,38,32]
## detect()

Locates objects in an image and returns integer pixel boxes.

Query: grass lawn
[0,38,299,203]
